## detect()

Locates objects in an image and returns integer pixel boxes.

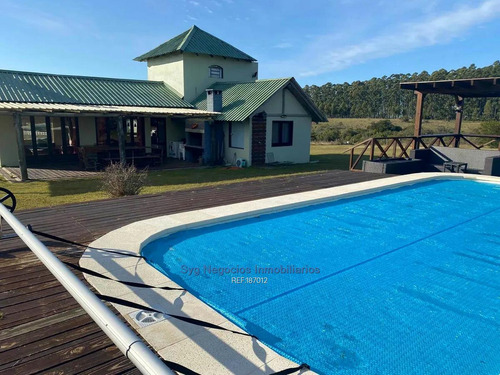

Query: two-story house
[0,25,326,180]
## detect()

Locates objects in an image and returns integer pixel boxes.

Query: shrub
[311,123,341,142]
[101,163,148,197]
[479,121,500,135]
[340,128,362,144]
[478,121,500,148]
[367,119,402,134]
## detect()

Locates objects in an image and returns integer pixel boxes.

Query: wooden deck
[0,170,388,374]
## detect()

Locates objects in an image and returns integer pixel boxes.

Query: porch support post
[45,116,53,156]
[117,116,126,165]
[13,112,28,181]
[454,95,464,148]
[413,91,425,149]
[29,116,38,158]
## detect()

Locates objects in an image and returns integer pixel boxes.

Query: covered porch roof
[1,103,217,182]
[399,77,500,141]
[0,102,218,117]
[400,77,500,98]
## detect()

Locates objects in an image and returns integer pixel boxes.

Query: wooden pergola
[400,77,500,147]
[345,78,500,171]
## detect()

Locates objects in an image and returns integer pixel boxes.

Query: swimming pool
[142,179,500,374]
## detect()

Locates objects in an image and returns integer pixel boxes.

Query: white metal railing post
[0,204,174,375]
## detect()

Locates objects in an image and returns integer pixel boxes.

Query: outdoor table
[443,161,468,173]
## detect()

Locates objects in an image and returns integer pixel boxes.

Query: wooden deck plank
[0,334,117,375]
[0,296,79,328]
[0,170,388,374]
[0,315,93,354]
[0,322,100,368]
[80,356,143,375]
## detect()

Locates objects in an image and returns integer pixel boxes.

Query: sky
[0,0,499,87]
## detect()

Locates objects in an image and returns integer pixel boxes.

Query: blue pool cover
[143,180,500,374]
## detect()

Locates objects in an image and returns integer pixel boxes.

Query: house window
[21,116,76,158]
[96,117,145,146]
[96,117,108,145]
[229,122,244,149]
[125,117,145,146]
[272,121,293,147]
[209,65,223,79]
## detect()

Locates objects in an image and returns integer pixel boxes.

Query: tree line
[303,61,500,121]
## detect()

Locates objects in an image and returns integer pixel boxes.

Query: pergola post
[117,116,126,166]
[13,112,28,181]
[413,91,425,149]
[454,95,464,148]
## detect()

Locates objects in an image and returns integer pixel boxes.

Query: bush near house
[101,163,148,197]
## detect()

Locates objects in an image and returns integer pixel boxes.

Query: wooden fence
[345,133,500,171]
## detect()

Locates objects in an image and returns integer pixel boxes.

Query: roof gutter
[0,204,175,375]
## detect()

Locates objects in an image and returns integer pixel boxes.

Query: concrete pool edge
[80,172,500,374]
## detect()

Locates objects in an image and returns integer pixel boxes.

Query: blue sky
[0,0,499,86]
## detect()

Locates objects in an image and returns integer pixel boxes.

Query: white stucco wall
[78,116,96,146]
[254,88,312,164]
[51,117,62,149]
[147,53,184,97]
[148,52,258,102]
[0,114,19,167]
[224,119,251,165]
[182,53,258,102]
[264,115,311,164]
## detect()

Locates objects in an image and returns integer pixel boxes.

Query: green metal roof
[192,78,327,122]
[135,25,256,62]
[0,69,194,108]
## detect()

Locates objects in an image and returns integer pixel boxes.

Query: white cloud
[273,42,293,49]
[187,15,198,21]
[300,0,500,77]
[189,1,200,5]
[205,6,214,13]
[2,1,66,32]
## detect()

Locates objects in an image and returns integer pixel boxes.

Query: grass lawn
[1,144,350,211]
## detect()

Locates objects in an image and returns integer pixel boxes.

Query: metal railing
[344,133,500,171]
[0,203,174,375]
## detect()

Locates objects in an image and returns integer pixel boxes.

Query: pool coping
[80,172,500,374]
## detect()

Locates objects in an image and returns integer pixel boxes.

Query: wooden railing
[344,133,500,171]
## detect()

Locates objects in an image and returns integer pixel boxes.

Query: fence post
[413,137,420,150]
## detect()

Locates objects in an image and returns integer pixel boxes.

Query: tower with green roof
[135,25,258,102]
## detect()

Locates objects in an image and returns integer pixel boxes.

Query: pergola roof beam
[400,77,500,97]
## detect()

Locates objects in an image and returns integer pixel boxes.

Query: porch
[0,104,217,181]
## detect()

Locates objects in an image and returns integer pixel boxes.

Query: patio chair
[178,143,186,161]
[78,147,99,171]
